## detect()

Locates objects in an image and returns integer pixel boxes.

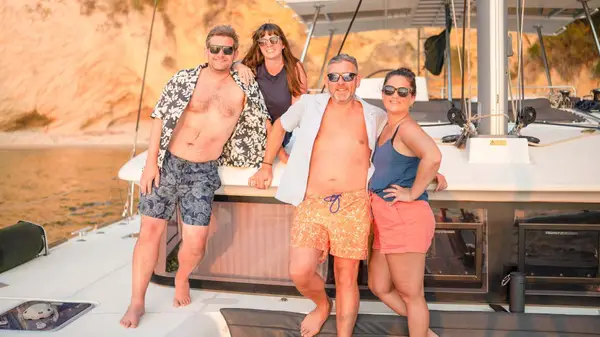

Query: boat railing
[440,85,578,100]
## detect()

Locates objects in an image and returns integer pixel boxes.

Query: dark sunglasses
[382,85,413,97]
[258,36,280,46]
[327,72,357,82]
[209,45,234,55]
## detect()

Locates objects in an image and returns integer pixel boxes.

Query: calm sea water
[0,147,144,244]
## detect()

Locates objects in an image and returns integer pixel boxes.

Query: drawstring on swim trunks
[323,193,342,213]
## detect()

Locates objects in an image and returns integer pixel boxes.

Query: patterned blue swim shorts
[138,151,221,226]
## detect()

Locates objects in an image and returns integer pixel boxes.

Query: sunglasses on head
[327,72,357,82]
[209,45,234,55]
[258,36,281,46]
[382,85,412,97]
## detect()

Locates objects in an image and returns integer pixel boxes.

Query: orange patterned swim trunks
[291,189,372,261]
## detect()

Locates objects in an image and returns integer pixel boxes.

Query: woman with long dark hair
[234,23,308,163]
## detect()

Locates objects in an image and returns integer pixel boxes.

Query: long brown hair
[241,23,305,97]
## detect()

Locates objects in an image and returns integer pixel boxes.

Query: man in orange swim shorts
[248,54,387,337]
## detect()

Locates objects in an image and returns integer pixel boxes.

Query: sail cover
[424,4,453,76]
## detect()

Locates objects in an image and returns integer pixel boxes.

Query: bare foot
[300,297,332,337]
[428,329,439,337]
[173,277,191,307]
[120,303,145,328]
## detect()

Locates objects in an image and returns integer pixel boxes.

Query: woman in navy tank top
[368,68,447,337]
[233,23,308,164]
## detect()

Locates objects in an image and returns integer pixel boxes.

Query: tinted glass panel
[427,228,478,276]
[524,229,598,278]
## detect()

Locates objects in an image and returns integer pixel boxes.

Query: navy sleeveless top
[256,62,293,145]
[369,125,428,202]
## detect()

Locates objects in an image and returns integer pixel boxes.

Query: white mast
[476,0,508,136]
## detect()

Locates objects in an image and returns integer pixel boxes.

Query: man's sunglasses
[258,36,281,46]
[209,45,235,55]
[327,72,357,82]
[382,85,413,97]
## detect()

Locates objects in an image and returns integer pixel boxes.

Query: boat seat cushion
[220,307,600,336]
[0,221,47,273]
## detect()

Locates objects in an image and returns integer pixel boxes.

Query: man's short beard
[209,62,231,72]
[332,91,353,104]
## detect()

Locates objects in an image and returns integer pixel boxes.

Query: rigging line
[521,0,525,105]
[466,0,472,120]
[434,131,599,147]
[449,0,463,76]
[335,0,362,57]
[460,0,468,120]
[320,0,363,93]
[469,113,511,122]
[526,131,599,147]
[517,0,526,117]
[516,0,522,117]
[533,121,600,130]
[507,63,518,122]
[519,0,525,113]
[131,0,159,159]
[121,0,159,219]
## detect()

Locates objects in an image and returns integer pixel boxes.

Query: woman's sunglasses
[258,36,281,46]
[382,85,413,97]
[327,72,357,82]
[209,45,234,55]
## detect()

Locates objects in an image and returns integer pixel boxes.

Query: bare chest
[314,109,369,151]
[185,81,244,119]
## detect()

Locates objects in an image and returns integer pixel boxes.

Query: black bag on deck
[0,220,48,273]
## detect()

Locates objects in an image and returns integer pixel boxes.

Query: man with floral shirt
[120,25,271,329]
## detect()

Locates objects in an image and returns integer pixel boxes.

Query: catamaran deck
[3,0,600,335]
[1,215,599,336]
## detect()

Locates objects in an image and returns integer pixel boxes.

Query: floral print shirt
[150,63,271,169]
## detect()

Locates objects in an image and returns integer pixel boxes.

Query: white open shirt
[276,93,388,206]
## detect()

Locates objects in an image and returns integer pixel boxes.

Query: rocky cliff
[1,0,598,135]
